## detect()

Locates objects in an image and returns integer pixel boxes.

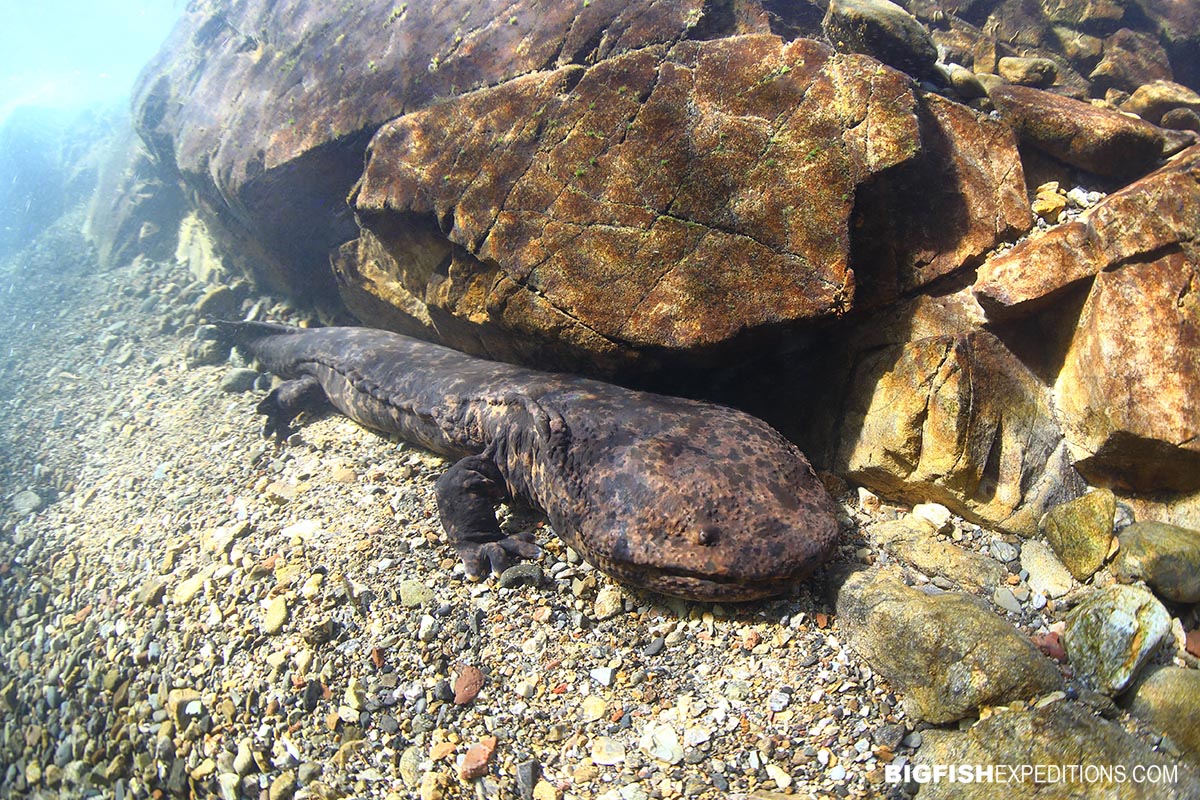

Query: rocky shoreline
[2,208,1198,799]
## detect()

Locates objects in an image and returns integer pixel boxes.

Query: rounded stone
[591,736,626,766]
[998,56,1057,88]
[262,595,289,635]
[219,368,259,393]
[1041,489,1115,581]
[1111,521,1200,603]
[1121,666,1200,763]
[498,563,543,589]
[11,490,43,515]
[1063,583,1170,695]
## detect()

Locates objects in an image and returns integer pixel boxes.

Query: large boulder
[989,83,1165,177]
[347,35,929,368]
[1055,245,1200,492]
[132,0,739,301]
[849,92,1033,308]
[974,143,1200,319]
[831,322,1082,536]
[1112,521,1200,603]
[1121,666,1200,764]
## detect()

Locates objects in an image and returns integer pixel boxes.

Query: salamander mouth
[595,557,809,602]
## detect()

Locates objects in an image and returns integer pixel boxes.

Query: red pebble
[453,665,485,705]
[459,736,497,780]
[1033,631,1067,662]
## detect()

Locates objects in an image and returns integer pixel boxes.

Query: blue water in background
[0,0,182,126]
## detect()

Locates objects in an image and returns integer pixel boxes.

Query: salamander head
[573,409,840,602]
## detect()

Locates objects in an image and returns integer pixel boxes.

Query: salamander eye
[692,525,720,546]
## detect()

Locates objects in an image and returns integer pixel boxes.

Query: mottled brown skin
[215,321,839,601]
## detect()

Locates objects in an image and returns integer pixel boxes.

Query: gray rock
[515,759,540,800]
[297,762,322,785]
[1020,540,1075,598]
[498,563,543,590]
[1041,489,1115,581]
[872,519,1006,591]
[822,0,938,80]
[992,586,1022,614]
[11,490,43,515]
[989,540,1019,563]
[1121,666,1200,765]
[195,285,240,321]
[220,368,259,393]
[186,337,229,368]
[1112,521,1200,603]
[398,746,422,788]
[1063,584,1170,695]
[398,580,434,608]
[836,568,1061,723]
[915,701,1199,799]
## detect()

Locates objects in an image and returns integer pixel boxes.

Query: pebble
[592,736,626,766]
[592,585,624,620]
[399,580,434,608]
[268,770,296,800]
[765,762,792,789]
[642,636,665,657]
[992,585,1023,612]
[220,368,259,392]
[1020,540,1074,598]
[498,563,543,589]
[590,667,615,687]
[173,572,208,605]
[263,595,289,634]
[990,540,1019,563]
[581,695,607,721]
[459,736,497,780]
[640,723,684,765]
[453,665,485,704]
[11,490,43,515]
[912,502,952,532]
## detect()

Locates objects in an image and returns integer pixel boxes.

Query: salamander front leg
[436,455,541,580]
[255,375,327,441]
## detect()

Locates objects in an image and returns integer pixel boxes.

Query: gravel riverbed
[1,212,1193,800]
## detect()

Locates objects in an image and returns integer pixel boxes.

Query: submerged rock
[989,83,1165,177]
[1121,666,1200,764]
[1056,246,1200,493]
[10,490,43,515]
[871,518,1006,591]
[347,35,924,368]
[836,568,1061,723]
[832,327,1082,536]
[821,0,938,81]
[1112,521,1200,603]
[1041,489,1115,582]
[915,702,1199,799]
[1063,584,1170,695]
